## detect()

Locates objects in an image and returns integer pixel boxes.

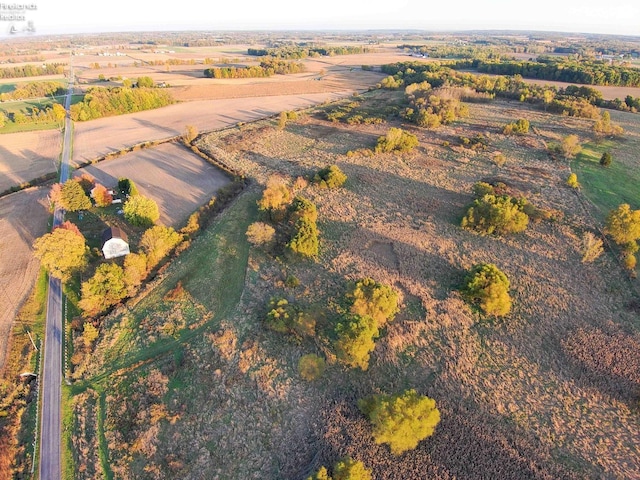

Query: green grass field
[0,94,83,134]
[0,83,16,94]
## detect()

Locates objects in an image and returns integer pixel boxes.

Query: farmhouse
[101,227,130,259]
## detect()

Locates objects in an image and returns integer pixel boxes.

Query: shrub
[289,196,318,223]
[298,354,325,381]
[566,173,580,188]
[560,134,582,158]
[623,253,637,272]
[374,127,418,153]
[462,263,512,317]
[257,176,292,217]
[246,222,276,246]
[358,389,440,455]
[288,218,319,258]
[183,124,198,143]
[581,232,604,263]
[461,194,529,235]
[306,467,332,480]
[313,165,347,189]
[123,195,160,227]
[492,153,507,167]
[503,118,529,135]
[348,278,399,328]
[472,182,495,198]
[265,298,315,339]
[593,111,624,137]
[334,314,378,370]
[333,457,372,480]
[600,151,613,167]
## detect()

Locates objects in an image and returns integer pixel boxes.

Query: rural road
[39,65,74,480]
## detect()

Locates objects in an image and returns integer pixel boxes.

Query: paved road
[39,65,73,480]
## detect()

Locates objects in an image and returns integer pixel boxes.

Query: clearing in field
[68,89,640,479]
[75,141,232,227]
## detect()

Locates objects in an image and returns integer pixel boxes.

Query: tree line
[0,63,65,79]
[204,59,305,79]
[69,86,174,121]
[247,45,369,59]
[0,80,66,101]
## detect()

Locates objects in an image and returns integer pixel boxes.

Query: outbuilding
[101,226,130,259]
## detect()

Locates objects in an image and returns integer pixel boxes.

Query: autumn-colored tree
[33,227,87,281]
[288,218,319,258]
[333,457,373,480]
[76,173,95,195]
[593,110,624,136]
[123,252,148,295]
[245,222,276,246]
[60,179,91,212]
[78,263,127,317]
[265,298,315,339]
[334,314,379,370]
[257,176,292,218]
[54,220,83,239]
[462,263,512,317]
[123,195,160,227]
[348,278,399,328]
[358,389,440,455]
[605,204,640,247]
[289,196,318,223]
[461,194,529,235]
[140,225,181,269]
[566,173,580,189]
[560,134,582,159]
[374,127,418,153]
[92,183,113,207]
[136,76,154,88]
[82,322,99,348]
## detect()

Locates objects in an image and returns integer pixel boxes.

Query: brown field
[74,141,231,227]
[73,93,640,479]
[0,188,50,372]
[0,129,61,192]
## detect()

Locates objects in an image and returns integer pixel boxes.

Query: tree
[358,389,441,455]
[33,228,87,282]
[503,118,529,135]
[183,124,198,143]
[78,263,127,317]
[348,278,399,328]
[593,110,624,136]
[600,151,613,167]
[605,204,640,247]
[82,322,99,348]
[313,165,347,189]
[334,314,379,370]
[123,195,160,227]
[257,176,292,219]
[461,194,529,235]
[60,179,91,211]
[560,134,582,159]
[55,220,83,238]
[123,252,147,295]
[289,196,318,223]
[140,225,181,269]
[92,183,113,207]
[136,76,154,88]
[333,457,372,480]
[462,263,512,316]
[246,222,276,246]
[118,177,139,197]
[288,218,319,258]
[375,127,418,153]
[566,173,580,188]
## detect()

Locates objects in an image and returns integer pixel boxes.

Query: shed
[101,227,130,259]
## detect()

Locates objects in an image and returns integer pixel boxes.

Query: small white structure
[102,227,130,259]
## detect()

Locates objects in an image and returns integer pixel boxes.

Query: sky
[2,0,640,38]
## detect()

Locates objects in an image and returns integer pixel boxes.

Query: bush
[566,173,580,188]
[348,278,399,328]
[623,253,637,272]
[461,194,529,235]
[183,124,198,143]
[334,314,379,370]
[123,252,147,295]
[581,232,604,263]
[462,263,512,316]
[472,182,495,198]
[358,389,440,455]
[374,127,418,153]
[257,176,292,217]
[560,134,582,158]
[313,165,347,189]
[288,218,319,258]
[333,457,372,480]
[140,225,182,269]
[265,298,315,339]
[246,222,276,246]
[289,196,318,223]
[123,195,160,227]
[503,118,529,135]
[600,151,613,167]
[298,354,325,381]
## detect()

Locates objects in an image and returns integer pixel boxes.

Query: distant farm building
[101,227,130,259]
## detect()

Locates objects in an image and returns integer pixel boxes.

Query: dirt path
[0,187,50,372]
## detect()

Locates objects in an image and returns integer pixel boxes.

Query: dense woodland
[247,45,371,59]
[204,59,305,79]
[0,63,65,79]
[69,86,174,121]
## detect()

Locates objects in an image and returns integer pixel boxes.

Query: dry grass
[72,92,640,479]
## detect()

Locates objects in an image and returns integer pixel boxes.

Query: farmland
[68,90,640,479]
[74,142,232,227]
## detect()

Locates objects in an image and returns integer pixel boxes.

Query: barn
[101,227,130,259]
